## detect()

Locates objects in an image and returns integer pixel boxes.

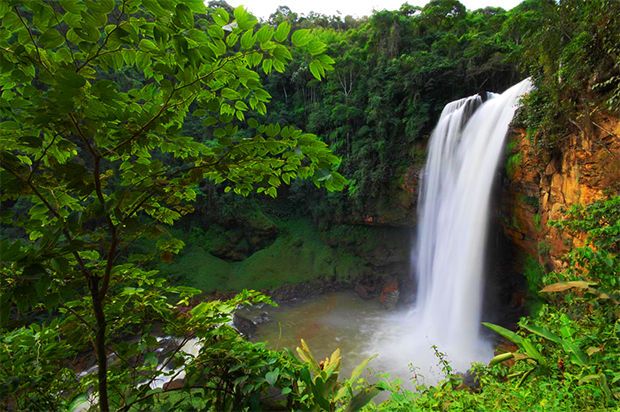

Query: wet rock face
[359,162,423,227]
[501,114,620,270]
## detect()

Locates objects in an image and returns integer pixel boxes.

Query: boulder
[379,278,400,309]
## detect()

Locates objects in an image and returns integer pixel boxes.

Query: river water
[252,291,395,379]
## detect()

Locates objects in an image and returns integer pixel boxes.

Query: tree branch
[0,161,92,282]
[14,6,48,72]
[76,0,126,72]
[27,134,58,183]
[109,52,249,155]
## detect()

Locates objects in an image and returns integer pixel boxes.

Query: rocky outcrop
[502,114,620,270]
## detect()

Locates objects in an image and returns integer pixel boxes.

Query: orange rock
[502,114,620,271]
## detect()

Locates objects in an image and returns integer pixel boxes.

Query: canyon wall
[502,114,620,271]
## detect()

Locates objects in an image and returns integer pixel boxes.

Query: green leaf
[39,29,65,49]
[482,322,524,345]
[291,29,311,47]
[17,155,32,166]
[139,39,159,52]
[521,338,544,364]
[489,352,515,366]
[221,88,239,100]
[233,6,256,31]
[274,21,291,42]
[350,354,376,382]
[174,3,194,29]
[309,60,324,80]
[143,0,168,17]
[212,8,229,26]
[60,0,83,14]
[58,71,86,89]
[240,30,255,50]
[67,394,89,412]
[316,54,335,65]
[306,39,326,56]
[255,26,273,43]
[273,44,292,61]
[75,24,100,42]
[207,24,224,40]
[522,324,562,345]
[208,39,226,56]
[262,58,272,74]
[88,0,114,14]
[265,369,279,386]
[344,387,382,412]
[184,0,206,13]
[562,342,589,366]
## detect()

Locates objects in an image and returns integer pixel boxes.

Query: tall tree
[0,0,340,409]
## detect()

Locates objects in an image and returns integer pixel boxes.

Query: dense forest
[0,0,618,411]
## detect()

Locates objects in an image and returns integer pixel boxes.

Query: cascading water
[369,78,532,383]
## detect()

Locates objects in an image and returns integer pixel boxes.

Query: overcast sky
[225,1,524,19]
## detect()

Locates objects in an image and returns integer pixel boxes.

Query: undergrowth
[367,196,619,411]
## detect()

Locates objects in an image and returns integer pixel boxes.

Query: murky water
[252,291,493,386]
[253,291,393,379]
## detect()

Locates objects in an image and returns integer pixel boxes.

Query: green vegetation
[0,1,346,410]
[163,218,367,291]
[370,196,619,411]
[261,0,530,219]
[0,0,618,410]
[519,0,620,150]
[505,152,522,178]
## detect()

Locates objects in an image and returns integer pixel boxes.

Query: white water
[367,79,532,383]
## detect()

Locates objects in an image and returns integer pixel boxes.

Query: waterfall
[368,78,532,382]
[412,78,533,373]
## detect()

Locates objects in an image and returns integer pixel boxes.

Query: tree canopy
[0,0,343,409]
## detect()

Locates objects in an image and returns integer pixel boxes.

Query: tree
[0,0,341,410]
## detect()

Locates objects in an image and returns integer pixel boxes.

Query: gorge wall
[501,114,620,271]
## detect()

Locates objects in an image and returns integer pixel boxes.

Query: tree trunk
[91,279,109,412]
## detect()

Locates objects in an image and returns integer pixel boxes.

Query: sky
[225,0,524,20]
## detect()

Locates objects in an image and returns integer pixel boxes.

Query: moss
[525,127,538,144]
[516,194,539,211]
[533,213,542,231]
[160,217,369,292]
[505,152,522,178]
[537,240,551,258]
[522,255,545,315]
[161,244,232,291]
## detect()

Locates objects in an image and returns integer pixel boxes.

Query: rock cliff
[502,114,620,270]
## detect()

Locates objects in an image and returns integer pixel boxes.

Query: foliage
[505,152,521,178]
[255,0,531,220]
[547,196,619,292]
[1,0,618,410]
[519,0,620,150]
[296,339,380,412]
[0,0,345,409]
[160,218,367,292]
[370,195,619,410]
